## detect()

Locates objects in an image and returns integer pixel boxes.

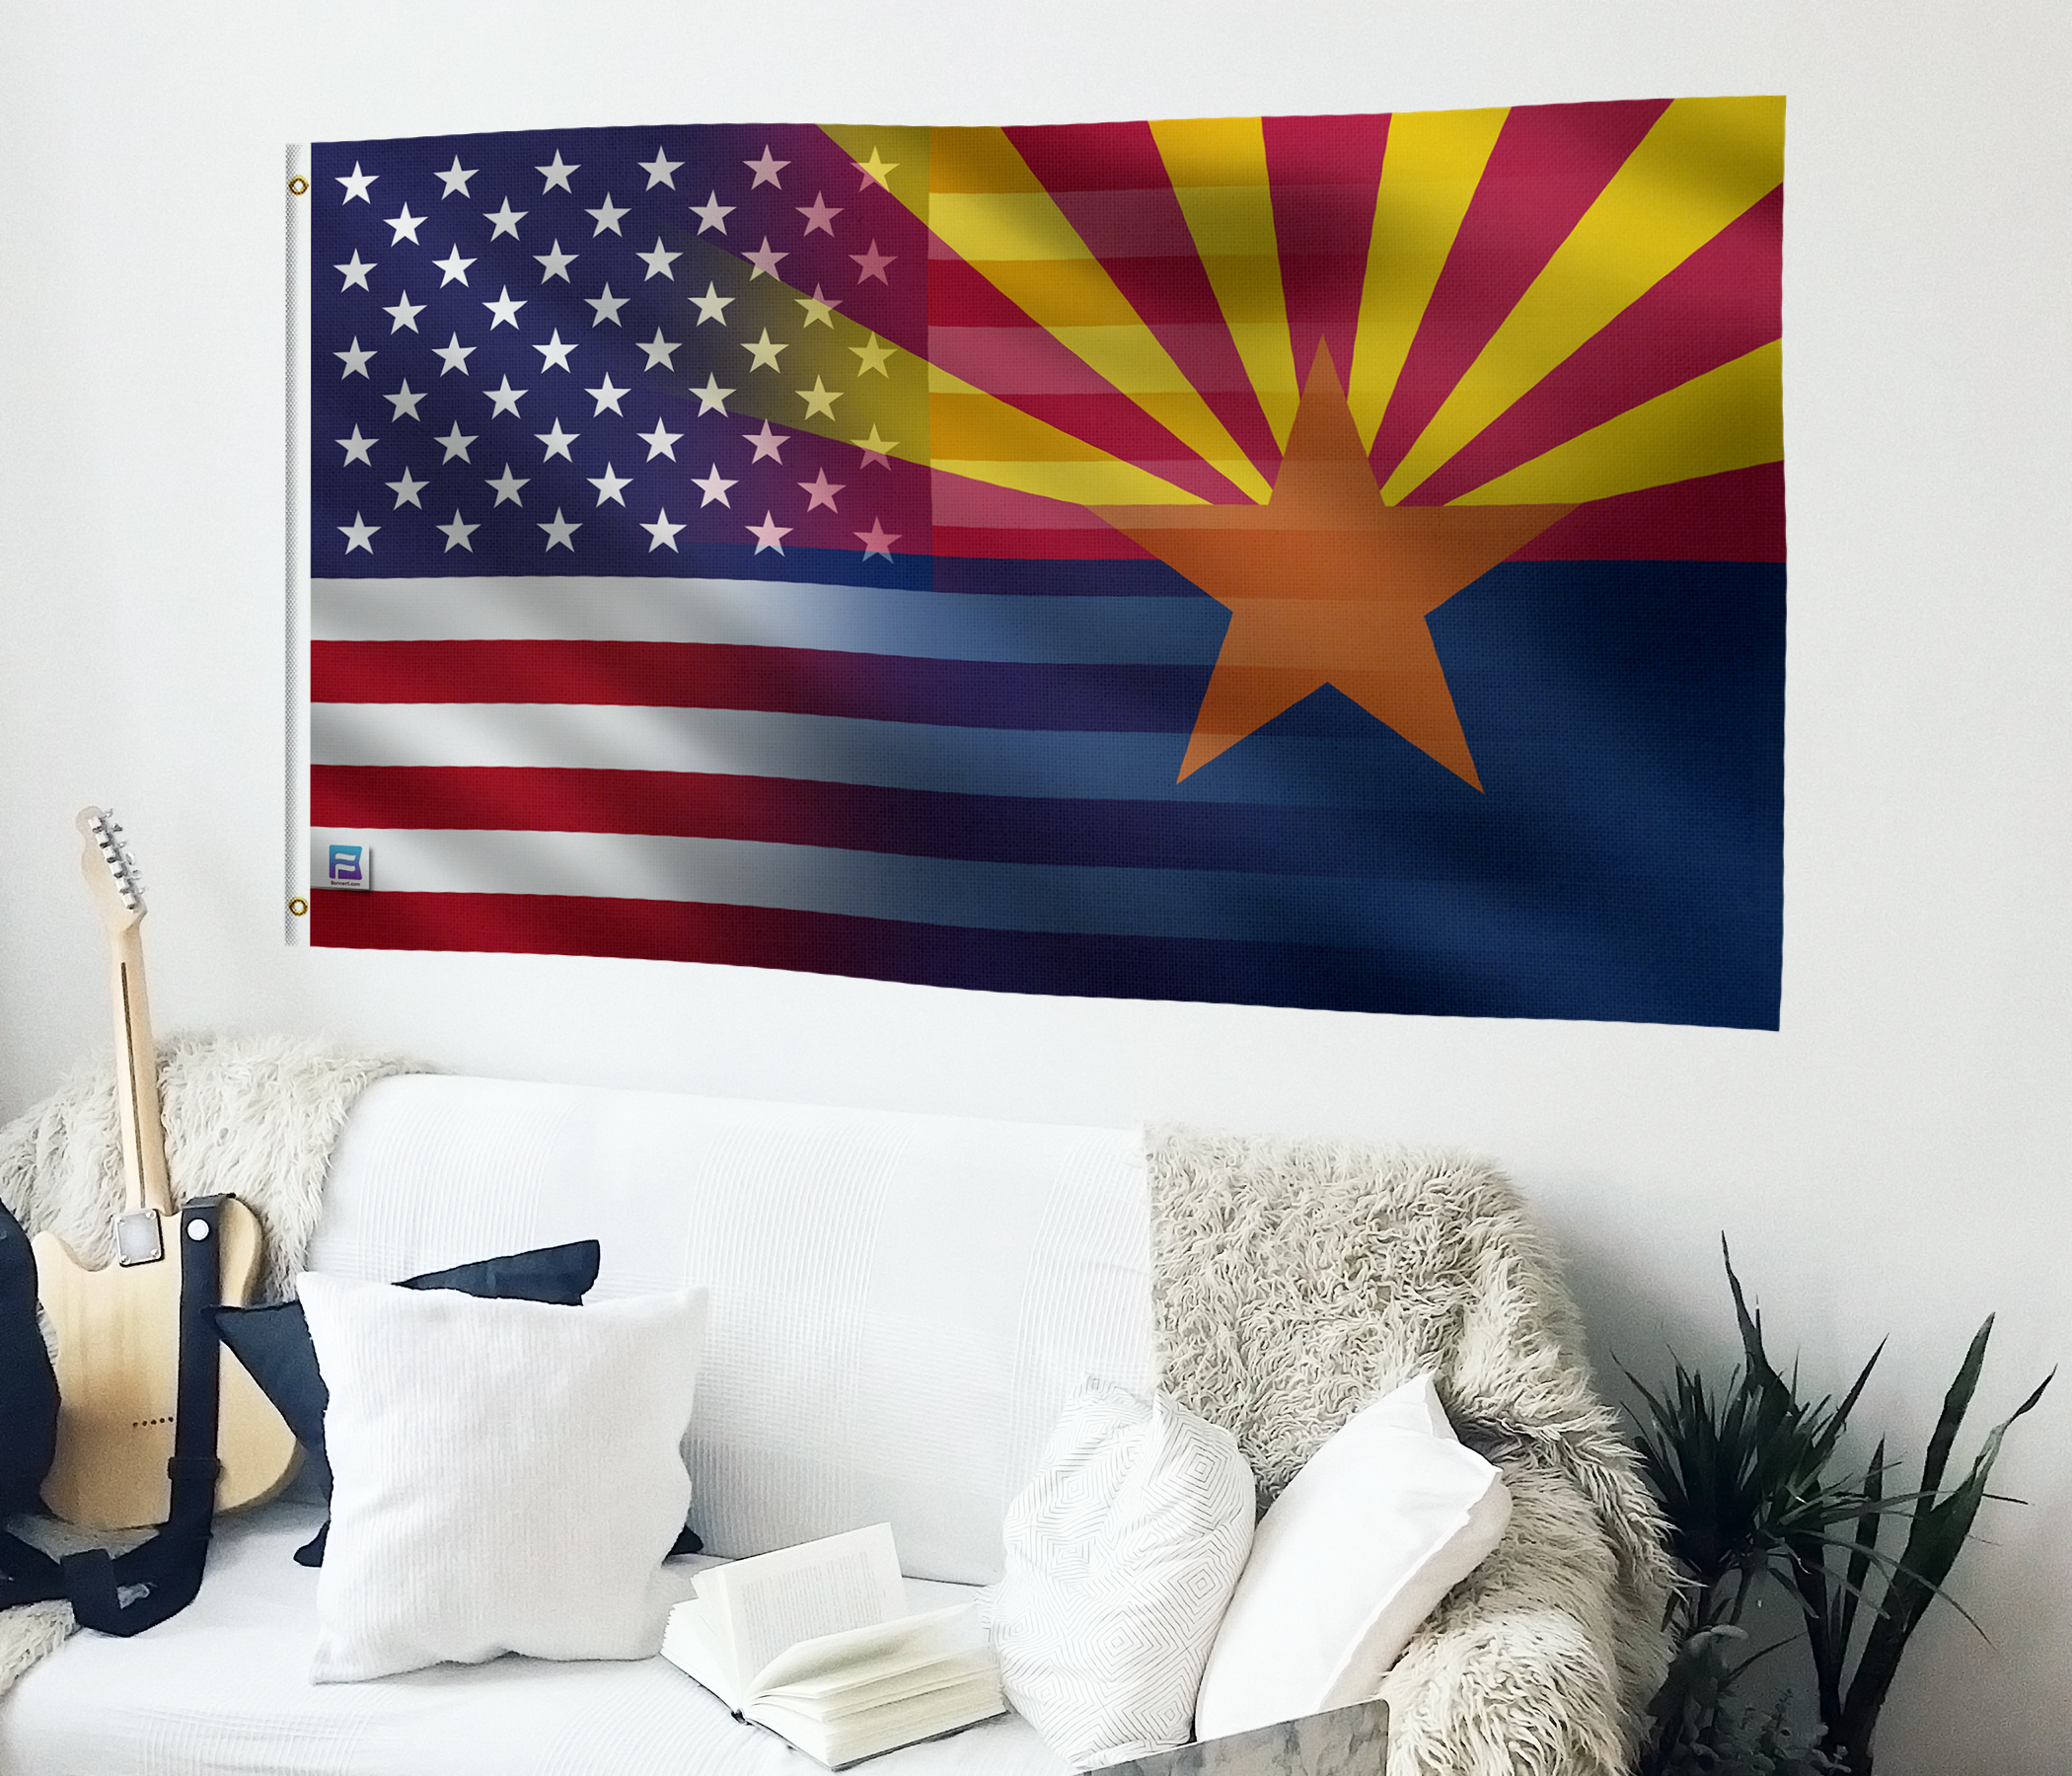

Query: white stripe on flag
[308,827,1447,943]
[309,703,1399,810]
[313,577,1223,665]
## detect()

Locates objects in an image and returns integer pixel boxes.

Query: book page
[753,1603,980,1700]
[697,1523,907,1686]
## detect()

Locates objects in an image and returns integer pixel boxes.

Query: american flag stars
[312,124,929,576]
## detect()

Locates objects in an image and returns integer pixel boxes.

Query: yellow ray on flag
[925,127,1273,503]
[1345,107,1509,451]
[927,362,1208,506]
[1149,116,1302,451]
[1449,338,1780,506]
[1383,94,1786,504]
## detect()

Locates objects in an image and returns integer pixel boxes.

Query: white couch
[3,1073,1150,1775]
[1,1068,1665,1775]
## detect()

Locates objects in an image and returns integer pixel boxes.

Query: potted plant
[1628,1243,2050,1776]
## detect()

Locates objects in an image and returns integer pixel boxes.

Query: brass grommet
[288,175,310,196]
[288,896,309,917]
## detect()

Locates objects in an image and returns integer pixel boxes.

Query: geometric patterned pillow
[992,1383,1254,1765]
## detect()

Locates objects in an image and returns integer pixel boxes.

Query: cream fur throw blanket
[1147,1128,1675,1776]
[0,1033,421,1697]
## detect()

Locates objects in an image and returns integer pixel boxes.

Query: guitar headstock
[77,806,146,933]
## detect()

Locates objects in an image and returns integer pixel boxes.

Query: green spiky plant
[1628,1242,2051,1776]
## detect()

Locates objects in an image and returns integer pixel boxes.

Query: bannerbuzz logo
[326,844,371,890]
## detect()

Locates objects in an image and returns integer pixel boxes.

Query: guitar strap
[0,1197,228,1634]
[59,1195,228,1635]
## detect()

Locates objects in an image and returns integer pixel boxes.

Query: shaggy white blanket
[1146,1127,1675,1776]
[0,1033,422,1697]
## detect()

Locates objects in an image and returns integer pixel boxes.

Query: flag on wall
[306,101,1785,1027]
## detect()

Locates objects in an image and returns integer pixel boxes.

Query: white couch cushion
[991,1384,1254,1767]
[1191,1373,1513,1739]
[300,1273,708,1681]
[307,1076,1155,1586]
[0,1502,1069,1776]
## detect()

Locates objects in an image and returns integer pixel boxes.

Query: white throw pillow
[992,1381,1254,1767]
[1192,1372,1512,1740]
[299,1270,708,1682]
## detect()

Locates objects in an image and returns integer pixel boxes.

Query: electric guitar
[34,807,299,1530]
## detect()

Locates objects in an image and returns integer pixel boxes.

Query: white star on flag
[334,252,374,291]
[797,193,841,235]
[637,238,681,280]
[386,468,427,508]
[587,464,631,505]
[386,380,427,420]
[743,238,787,279]
[690,283,733,325]
[484,376,527,416]
[692,193,733,234]
[587,376,629,415]
[638,419,682,460]
[537,152,578,192]
[535,241,576,282]
[855,518,900,560]
[747,512,791,554]
[744,146,788,188]
[587,284,629,326]
[485,465,530,505]
[384,292,425,332]
[743,330,787,371]
[852,148,898,189]
[744,420,789,463]
[639,147,682,188]
[586,195,629,236]
[385,204,424,245]
[797,286,843,328]
[335,426,376,466]
[800,469,844,511]
[797,377,841,419]
[438,510,479,552]
[432,333,475,375]
[642,509,686,551]
[691,374,733,415]
[483,199,527,240]
[694,465,736,506]
[437,423,478,462]
[335,337,375,378]
[336,162,376,202]
[539,508,581,550]
[436,156,478,197]
[534,330,578,371]
[483,287,526,328]
[338,512,377,552]
[536,419,579,461]
[637,329,681,371]
[433,246,476,285]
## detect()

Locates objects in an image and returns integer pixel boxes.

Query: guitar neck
[107,921,172,1221]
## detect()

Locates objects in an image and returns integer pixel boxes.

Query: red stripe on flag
[1510,463,1785,562]
[1261,113,1393,392]
[1408,185,1784,506]
[310,639,1197,728]
[925,257,1248,503]
[1369,99,1672,487]
[1008,121,1284,484]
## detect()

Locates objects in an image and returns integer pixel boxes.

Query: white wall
[4,3,2068,1768]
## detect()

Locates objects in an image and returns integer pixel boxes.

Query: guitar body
[37,808,300,1530]
[35,1201,300,1529]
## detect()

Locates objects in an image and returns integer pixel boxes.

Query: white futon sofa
[0,1064,1669,1776]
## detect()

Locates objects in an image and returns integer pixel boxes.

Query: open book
[660,1523,1006,1768]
